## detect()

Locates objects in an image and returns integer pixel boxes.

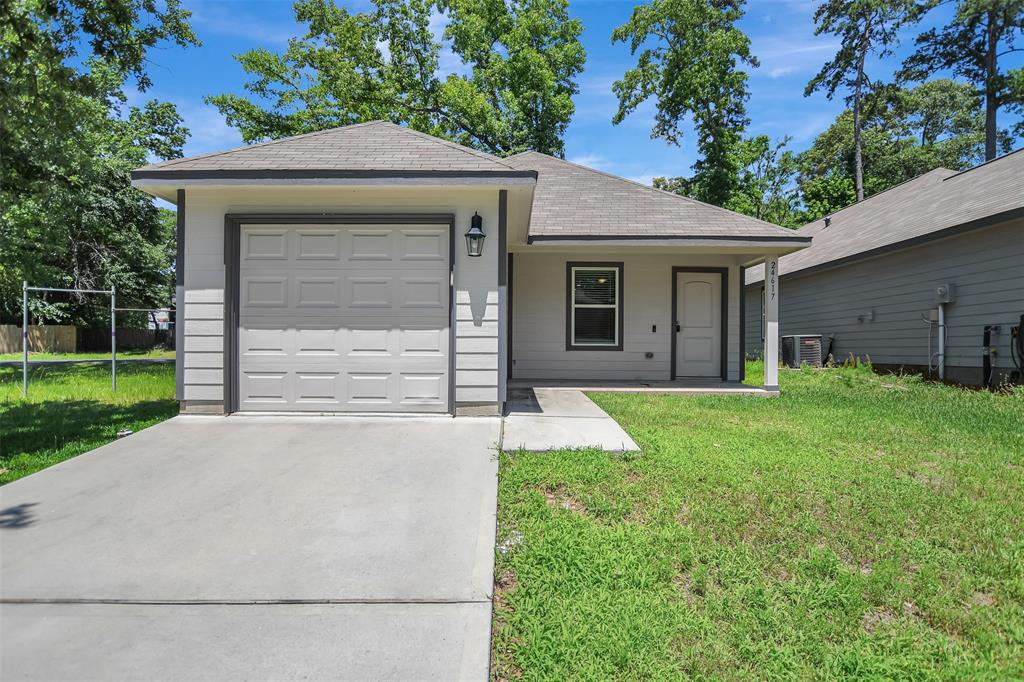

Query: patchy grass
[493,362,1024,680]
[0,363,177,484]
[0,348,175,361]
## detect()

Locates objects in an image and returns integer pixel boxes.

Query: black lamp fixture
[465,212,486,257]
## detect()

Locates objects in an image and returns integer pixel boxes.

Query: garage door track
[0,415,500,681]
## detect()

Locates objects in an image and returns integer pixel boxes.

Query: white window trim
[570,265,620,348]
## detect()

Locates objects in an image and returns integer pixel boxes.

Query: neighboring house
[132,121,808,415]
[745,148,1024,386]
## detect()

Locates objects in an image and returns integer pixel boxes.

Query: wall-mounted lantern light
[465,212,486,257]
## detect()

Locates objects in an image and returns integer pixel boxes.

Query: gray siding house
[132,121,809,415]
[745,149,1024,386]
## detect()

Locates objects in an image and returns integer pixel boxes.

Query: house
[745,148,1024,386]
[132,121,809,415]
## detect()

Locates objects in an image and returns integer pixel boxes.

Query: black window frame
[565,261,624,351]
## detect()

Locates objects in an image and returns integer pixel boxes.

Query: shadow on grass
[1,399,178,460]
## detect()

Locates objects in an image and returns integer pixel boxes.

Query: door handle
[674,322,680,332]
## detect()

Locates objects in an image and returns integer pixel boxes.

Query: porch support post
[763,256,780,391]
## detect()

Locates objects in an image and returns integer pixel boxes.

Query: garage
[230,218,452,413]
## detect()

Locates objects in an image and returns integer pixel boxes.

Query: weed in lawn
[492,362,1024,680]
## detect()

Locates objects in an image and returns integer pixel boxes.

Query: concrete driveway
[0,415,501,681]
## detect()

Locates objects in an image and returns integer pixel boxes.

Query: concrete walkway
[502,387,640,452]
[0,415,500,681]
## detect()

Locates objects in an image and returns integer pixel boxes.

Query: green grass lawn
[493,362,1024,680]
[0,363,177,485]
[0,348,175,361]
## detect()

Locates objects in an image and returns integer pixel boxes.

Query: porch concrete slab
[1,602,491,681]
[509,379,777,396]
[502,388,640,452]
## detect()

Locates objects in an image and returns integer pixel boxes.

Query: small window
[567,263,623,350]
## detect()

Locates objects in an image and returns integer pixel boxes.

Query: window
[566,263,623,350]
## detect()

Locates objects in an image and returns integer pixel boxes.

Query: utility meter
[934,283,957,304]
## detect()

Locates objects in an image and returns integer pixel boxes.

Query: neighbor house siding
[744,218,1024,383]
[181,186,502,410]
[512,252,742,382]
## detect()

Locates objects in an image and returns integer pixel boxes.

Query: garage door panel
[295,277,341,308]
[237,223,450,412]
[399,277,446,309]
[242,230,289,260]
[399,229,447,261]
[295,229,342,260]
[347,230,395,261]
[242,277,288,308]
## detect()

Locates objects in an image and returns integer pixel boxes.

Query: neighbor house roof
[505,151,808,243]
[747,148,1024,285]
[132,120,531,178]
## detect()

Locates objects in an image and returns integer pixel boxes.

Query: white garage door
[237,223,450,412]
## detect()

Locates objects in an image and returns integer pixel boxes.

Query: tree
[207,0,585,156]
[1,0,198,196]
[796,79,999,219]
[654,135,802,227]
[0,1,196,324]
[611,0,758,207]
[805,0,917,203]
[902,0,1024,160]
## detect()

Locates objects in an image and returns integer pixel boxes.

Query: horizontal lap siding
[744,218,1024,372]
[181,186,500,407]
[512,252,742,382]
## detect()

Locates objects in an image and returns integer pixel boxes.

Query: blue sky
[139,0,1022,185]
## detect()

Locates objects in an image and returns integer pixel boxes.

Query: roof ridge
[521,151,798,235]
[395,125,519,170]
[942,145,1024,181]
[151,120,387,169]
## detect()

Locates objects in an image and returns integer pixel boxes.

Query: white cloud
[186,2,295,46]
[627,173,656,186]
[175,100,243,156]
[769,66,794,78]
[568,153,608,169]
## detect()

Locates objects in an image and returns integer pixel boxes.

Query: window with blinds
[568,265,622,349]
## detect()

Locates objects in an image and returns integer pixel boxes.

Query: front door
[675,272,722,378]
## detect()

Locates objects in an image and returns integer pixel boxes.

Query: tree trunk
[984,10,998,161]
[853,42,867,202]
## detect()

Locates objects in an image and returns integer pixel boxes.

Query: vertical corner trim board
[175,188,185,401]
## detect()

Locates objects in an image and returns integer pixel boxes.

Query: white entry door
[675,272,722,378]
[237,223,450,412]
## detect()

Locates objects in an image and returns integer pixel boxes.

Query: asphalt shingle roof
[134,120,520,173]
[746,148,1024,285]
[505,152,805,240]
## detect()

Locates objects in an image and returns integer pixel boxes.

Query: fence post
[22,280,28,397]
[111,286,117,391]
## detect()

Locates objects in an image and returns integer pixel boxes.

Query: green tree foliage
[611,0,758,207]
[797,79,998,220]
[207,0,585,157]
[901,0,1024,160]
[0,1,196,325]
[654,135,802,227]
[805,0,918,202]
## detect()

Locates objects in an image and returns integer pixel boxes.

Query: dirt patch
[494,569,518,609]
[971,592,995,607]
[544,486,586,513]
[862,607,896,634]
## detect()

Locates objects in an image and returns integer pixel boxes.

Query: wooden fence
[78,328,173,352]
[0,325,77,354]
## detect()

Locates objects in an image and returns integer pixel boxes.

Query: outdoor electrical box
[934,283,957,304]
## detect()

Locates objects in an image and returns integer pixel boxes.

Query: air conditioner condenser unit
[781,334,823,368]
